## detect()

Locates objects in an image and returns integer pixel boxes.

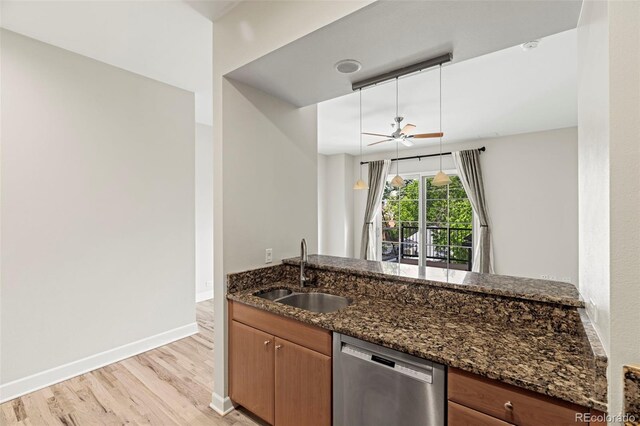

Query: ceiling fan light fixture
[432,170,452,187]
[391,174,404,188]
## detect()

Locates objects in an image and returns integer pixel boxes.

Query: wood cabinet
[448,401,514,426]
[274,338,331,426]
[448,368,603,426]
[229,320,275,424]
[228,301,332,425]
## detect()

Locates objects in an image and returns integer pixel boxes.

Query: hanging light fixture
[432,64,451,187]
[353,88,369,190]
[391,78,404,188]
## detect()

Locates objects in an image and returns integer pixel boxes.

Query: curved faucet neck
[301,238,308,262]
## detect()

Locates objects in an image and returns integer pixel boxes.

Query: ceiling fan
[362,77,443,147]
[363,116,443,147]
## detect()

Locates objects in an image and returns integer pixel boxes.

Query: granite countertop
[283,255,584,307]
[228,282,605,411]
[625,365,640,423]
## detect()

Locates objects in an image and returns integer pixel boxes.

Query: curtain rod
[359,146,485,165]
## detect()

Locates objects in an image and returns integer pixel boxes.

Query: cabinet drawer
[448,368,588,426]
[229,301,332,356]
[448,401,514,426]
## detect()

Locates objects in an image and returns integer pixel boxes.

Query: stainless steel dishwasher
[333,333,446,426]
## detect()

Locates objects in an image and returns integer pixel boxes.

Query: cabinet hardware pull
[264,340,270,346]
[275,345,283,350]
[504,401,513,410]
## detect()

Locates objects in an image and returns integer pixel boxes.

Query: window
[381,175,420,264]
[423,175,473,271]
[380,173,473,271]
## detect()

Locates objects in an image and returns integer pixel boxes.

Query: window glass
[424,175,473,271]
[381,176,419,264]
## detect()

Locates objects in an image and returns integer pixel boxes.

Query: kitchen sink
[277,292,350,313]
[255,288,293,301]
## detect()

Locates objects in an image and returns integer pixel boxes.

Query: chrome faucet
[300,238,315,288]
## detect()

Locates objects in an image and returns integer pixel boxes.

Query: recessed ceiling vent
[335,59,362,74]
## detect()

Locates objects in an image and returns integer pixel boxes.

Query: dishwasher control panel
[341,343,433,383]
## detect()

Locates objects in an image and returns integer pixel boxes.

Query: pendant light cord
[396,139,399,175]
[396,78,400,177]
[396,77,400,176]
[395,77,399,118]
[359,88,363,180]
[439,64,443,171]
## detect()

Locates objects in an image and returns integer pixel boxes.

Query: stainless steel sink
[255,288,293,301]
[277,292,350,313]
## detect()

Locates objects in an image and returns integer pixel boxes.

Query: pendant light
[391,78,404,188]
[353,88,369,190]
[432,64,452,187]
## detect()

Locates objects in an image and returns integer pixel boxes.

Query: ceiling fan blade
[411,132,444,139]
[362,132,393,138]
[400,124,416,134]
[400,138,414,147]
[367,139,393,146]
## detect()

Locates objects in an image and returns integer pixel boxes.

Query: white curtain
[452,150,494,273]
[360,160,391,260]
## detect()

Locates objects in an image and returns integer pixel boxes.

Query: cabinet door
[274,337,331,426]
[448,401,515,426]
[229,320,275,424]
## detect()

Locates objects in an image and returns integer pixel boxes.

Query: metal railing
[383,225,473,271]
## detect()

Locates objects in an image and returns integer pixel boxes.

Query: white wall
[318,153,354,257]
[608,1,640,418]
[222,78,318,273]
[196,123,213,301]
[0,30,196,398]
[318,154,328,253]
[211,1,372,413]
[578,0,640,418]
[342,128,579,282]
[577,0,611,354]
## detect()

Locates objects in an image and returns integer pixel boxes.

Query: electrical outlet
[265,248,273,264]
[540,274,549,280]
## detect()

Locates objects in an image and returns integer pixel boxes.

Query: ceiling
[318,29,577,155]
[184,1,241,21]
[0,0,239,126]
[227,0,582,108]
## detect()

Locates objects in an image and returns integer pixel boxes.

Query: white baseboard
[196,289,214,303]
[210,392,235,416]
[0,322,199,404]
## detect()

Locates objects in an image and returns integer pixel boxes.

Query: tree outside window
[381,174,473,270]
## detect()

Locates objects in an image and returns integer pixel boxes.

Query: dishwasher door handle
[371,354,395,368]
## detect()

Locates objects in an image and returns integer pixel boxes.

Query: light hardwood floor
[0,300,266,426]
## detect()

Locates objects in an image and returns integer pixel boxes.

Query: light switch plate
[265,248,273,264]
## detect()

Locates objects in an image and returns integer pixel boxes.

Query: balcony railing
[382,225,473,271]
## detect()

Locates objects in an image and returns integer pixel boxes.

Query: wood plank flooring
[0,300,266,425]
